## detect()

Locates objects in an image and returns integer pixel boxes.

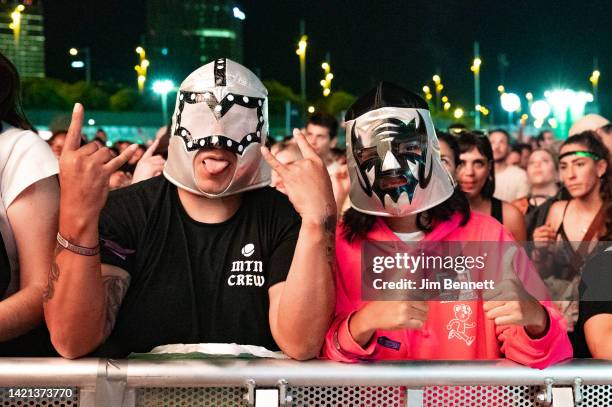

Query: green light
[197,29,236,39]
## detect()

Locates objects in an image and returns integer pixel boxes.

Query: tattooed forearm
[101,274,130,339]
[324,204,337,269]
[43,244,64,302]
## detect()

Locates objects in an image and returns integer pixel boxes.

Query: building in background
[0,0,45,78]
[146,0,244,83]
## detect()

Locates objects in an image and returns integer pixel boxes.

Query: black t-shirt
[96,176,301,357]
[573,247,612,358]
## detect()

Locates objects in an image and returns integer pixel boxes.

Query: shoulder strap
[568,205,606,276]
[583,204,606,243]
[555,200,571,236]
[561,200,571,220]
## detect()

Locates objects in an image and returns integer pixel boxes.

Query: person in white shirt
[0,52,59,354]
[489,129,529,202]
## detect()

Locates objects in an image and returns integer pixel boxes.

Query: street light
[320,61,333,97]
[9,4,24,40]
[476,104,490,116]
[569,91,593,121]
[135,46,149,93]
[232,6,246,20]
[500,92,521,112]
[432,75,442,111]
[530,100,551,121]
[68,47,91,83]
[9,4,26,70]
[590,69,600,108]
[296,32,308,104]
[545,89,571,136]
[545,89,592,136]
[471,42,482,129]
[152,79,175,125]
[501,92,521,126]
[422,85,432,103]
[453,108,464,119]
[470,58,482,72]
[525,92,534,114]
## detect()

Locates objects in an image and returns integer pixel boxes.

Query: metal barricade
[1,358,612,406]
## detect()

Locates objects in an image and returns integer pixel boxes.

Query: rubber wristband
[56,232,100,256]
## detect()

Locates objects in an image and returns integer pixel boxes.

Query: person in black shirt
[44,59,336,359]
[574,246,612,359]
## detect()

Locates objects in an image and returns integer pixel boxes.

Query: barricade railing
[1,358,612,406]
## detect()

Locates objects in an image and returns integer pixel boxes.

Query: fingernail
[73,103,82,113]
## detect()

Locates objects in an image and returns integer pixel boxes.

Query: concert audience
[457,133,526,241]
[532,131,610,351]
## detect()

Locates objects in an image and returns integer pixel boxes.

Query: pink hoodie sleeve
[497,303,572,369]
[496,239,573,368]
[321,230,380,362]
[322,311,379,362]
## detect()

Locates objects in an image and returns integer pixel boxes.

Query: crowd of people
[1,51,611,365]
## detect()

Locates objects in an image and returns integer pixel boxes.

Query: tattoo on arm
[101,274,130,339]
[43,243,64,302]
[42,238,129,341]
[324,204,337,269]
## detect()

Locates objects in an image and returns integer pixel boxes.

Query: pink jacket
[322,211,572,369]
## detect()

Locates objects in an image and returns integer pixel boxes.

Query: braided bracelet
[56,232,100,256]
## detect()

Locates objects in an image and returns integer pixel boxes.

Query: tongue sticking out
[203,158,230,175]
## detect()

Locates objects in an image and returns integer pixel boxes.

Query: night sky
[44,0,612,116]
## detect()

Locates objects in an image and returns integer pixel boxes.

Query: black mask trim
[214,58,227,86]
[173,90,265,155]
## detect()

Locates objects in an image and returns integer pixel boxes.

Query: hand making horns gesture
[132,137,165,184]
[59,103,138,219]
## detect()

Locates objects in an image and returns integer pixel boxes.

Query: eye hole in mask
[173,90,266,155]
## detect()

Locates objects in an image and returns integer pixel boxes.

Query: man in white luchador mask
[45,59,336,359]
